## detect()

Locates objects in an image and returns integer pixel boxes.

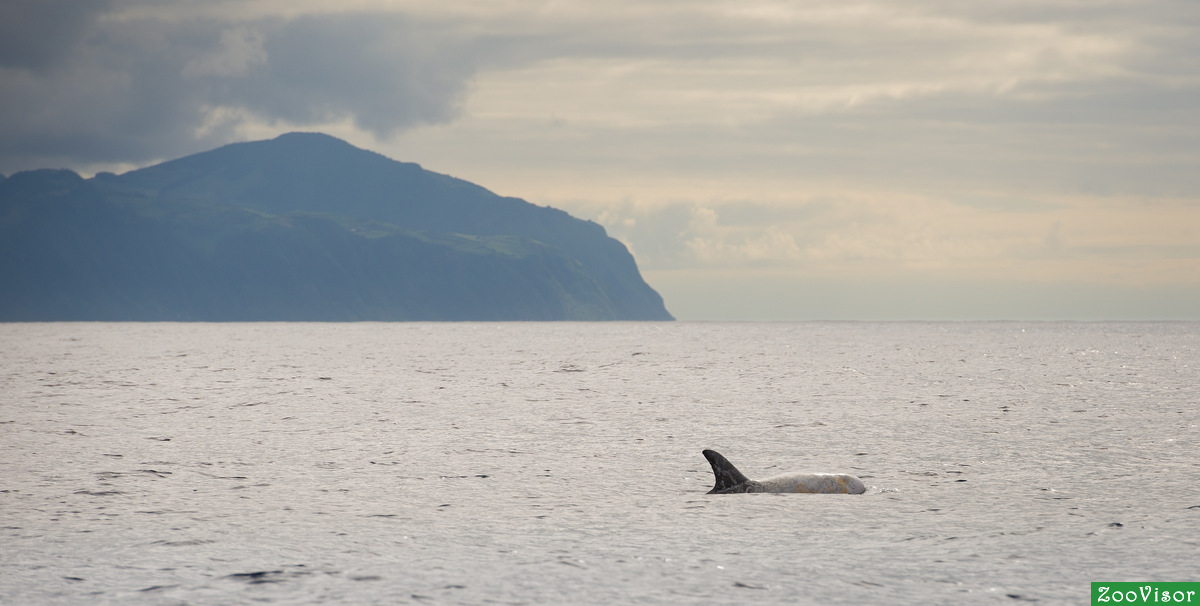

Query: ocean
[2,322,1197,604]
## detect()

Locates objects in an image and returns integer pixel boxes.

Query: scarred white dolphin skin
[703,449,866,494]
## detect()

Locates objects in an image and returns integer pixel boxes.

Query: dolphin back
[702,449,752,494]
[702,450,867,494]
[758,473,867,494]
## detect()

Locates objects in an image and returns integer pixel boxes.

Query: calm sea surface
[2,322,1197,604]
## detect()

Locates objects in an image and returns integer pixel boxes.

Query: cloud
[0,4,485,172]
[576,184,1200,288]
[181,26,267,78]
[0,0,113,71]
[4,0,1197,180]
[370,0,1199,211]
[2,0,1197,318]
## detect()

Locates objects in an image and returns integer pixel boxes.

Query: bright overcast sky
[3,0,1199,319]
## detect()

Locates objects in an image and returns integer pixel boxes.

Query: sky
[2,0,1199,320]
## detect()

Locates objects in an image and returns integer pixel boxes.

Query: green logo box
[1093,583,1199,604]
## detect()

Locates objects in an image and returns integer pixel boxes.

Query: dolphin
[702,449,866,494]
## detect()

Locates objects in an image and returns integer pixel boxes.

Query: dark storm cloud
[0,4,484,172]
[211,15,481,135]
[3,0,1198,186]
[0,0,114,70]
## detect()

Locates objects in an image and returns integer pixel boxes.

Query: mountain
[0,133,673,321]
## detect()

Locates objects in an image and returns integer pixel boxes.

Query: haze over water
[2,322,1197,604]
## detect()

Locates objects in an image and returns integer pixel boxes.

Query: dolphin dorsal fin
[703,449,751,493]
